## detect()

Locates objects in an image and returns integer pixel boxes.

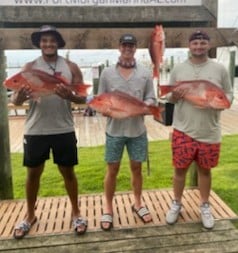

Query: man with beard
[165,30,233,229]
[11,25,87,239]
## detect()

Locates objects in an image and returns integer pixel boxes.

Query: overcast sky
[218,0,238,27]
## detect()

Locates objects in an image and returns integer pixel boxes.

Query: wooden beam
[0,27,236,50]
[0,50,13,199]
[0,3,217,24]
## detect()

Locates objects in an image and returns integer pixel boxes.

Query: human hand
[171,87,187,102]
[55,83,74,100]
[12,84,32,105]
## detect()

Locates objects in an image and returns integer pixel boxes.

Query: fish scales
[88,90,163,120]
[160,79,231,109]
[4,69,91,98]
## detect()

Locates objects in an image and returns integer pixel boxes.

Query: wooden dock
[2,102,238,252]
[0,188,237,252]
[8,103,238,153]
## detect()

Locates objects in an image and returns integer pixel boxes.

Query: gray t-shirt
[24,56,75,135]
[168,58,233,143]
[98,64,156,137]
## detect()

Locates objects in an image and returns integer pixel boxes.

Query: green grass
[11,135,238,215]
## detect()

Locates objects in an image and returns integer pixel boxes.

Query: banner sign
[0,0,202,7]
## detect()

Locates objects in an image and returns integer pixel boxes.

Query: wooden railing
[8,102,88,116]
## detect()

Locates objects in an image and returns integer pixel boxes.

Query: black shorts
[23,132,78,167]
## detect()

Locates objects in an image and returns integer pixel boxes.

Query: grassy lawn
[11,134,238,215]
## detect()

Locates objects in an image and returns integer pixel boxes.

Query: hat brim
[31,31,65,48]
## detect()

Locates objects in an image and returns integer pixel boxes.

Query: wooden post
[189,162,198,187]
[229,50,236,87]
[0,50,13,199]
[93,64,105,95]
[170,55,174,69]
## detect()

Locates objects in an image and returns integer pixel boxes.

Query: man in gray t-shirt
[99,34,156,230]
[11,25,87,239]
[165,30,233,229]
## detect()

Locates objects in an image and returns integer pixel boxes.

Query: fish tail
[74,84,91,97]
[159,85,173,97]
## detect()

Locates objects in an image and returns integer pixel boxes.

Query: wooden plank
[155,190,171,218]
[143,191,160,224]
[1,221,238,253]
[210,190,237,218]
[53,197,67,233]
[1,202,18,237]
[0,202,10,225]
[121,193,137,227]
[10,201,28,236]
[45,197,59,234]
[0,189,237,239]
[35,198,52,234]
[0,3,217,24]
[112,196,120,228]
[147,191,165,223]
[78,195,87,227]
[115,194,128,227]
[62,197,72,232]
[190,188,222,219]
[94,195,103,230]
[0,28,235,50]
[1,219,238,252]
[87,195,95,229]
[182,189,200,221]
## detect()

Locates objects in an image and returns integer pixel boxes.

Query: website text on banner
[0,0,202,7]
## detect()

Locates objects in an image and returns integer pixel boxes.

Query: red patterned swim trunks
[172,129,220,170]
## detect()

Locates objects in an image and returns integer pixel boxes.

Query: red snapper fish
[88,90,163,120]
[149,25,165,80]
[4,69,91,99]
[160,79,231,109]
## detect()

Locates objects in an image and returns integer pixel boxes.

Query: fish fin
[73,83,91,97]
[159,85,173,97]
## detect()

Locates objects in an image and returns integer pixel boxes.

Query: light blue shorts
[105,132,148,163]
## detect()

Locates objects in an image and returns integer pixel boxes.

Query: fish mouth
[3,80,8,88]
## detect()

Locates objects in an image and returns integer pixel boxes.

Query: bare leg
[173,168,188,203]
[101,162,120,229]
[58,165,86,234]
[197,166,211,204]
[58,166,80,218]
[14,163,44,238]
[130,160,152,222]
